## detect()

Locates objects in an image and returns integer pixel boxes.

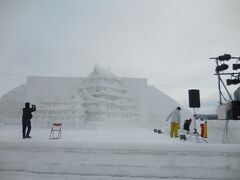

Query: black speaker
[188,89,200,108]
[232,101,240,120]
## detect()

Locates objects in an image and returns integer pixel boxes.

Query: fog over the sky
[0,0,240,114]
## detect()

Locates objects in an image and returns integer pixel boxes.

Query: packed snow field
[0,121,240,180]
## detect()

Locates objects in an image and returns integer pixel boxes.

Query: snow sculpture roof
[88,65,118,79]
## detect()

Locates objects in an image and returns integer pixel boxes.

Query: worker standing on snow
[166,107,181,138]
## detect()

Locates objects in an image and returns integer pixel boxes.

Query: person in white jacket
[166,107,181,138]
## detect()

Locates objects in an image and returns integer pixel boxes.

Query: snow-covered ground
[0,121,240,180]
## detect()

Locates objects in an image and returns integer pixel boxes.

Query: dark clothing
[22,106,36,121]
[22,119,31,137]
[183,120,191,131]
[22,106,36,138]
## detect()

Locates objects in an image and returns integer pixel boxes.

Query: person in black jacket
[22,102,36,138]
[183,118,192,134]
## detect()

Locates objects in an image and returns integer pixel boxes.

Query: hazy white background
[0,0,240,114]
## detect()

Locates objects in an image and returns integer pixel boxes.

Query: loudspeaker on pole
[188,89,200,108]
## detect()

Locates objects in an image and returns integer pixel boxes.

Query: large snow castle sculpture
[0,65,189,128]
[34,66,140,127]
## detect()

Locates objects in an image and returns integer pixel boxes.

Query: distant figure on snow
[183,118,192,134]
[22,102,36,139]
[166,107,181,138]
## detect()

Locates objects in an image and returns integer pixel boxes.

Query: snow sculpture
[34,95,85,127]
[34,66,139,127]
[79,66,139,127]
[0,65,189,128]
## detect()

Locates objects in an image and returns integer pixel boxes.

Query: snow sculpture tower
[80,65,139,127]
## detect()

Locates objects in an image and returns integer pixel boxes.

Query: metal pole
[193,108,199,143]
[215,59,222,104]
[223,119,230,144]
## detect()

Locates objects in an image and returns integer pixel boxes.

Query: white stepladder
[49,123,62,139]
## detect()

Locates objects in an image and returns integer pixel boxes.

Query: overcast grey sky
[0,0,240,114]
